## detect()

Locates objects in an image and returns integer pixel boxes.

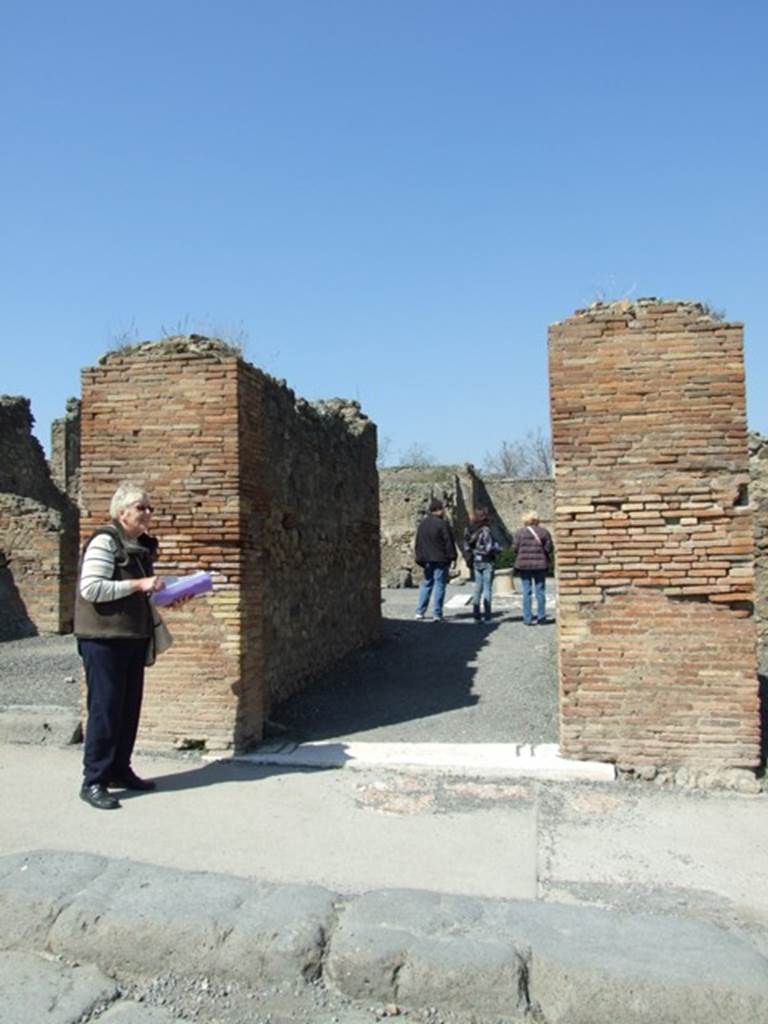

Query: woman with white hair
[74,481,165,810]
[512,510,554,626]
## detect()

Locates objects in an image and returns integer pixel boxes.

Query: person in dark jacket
[512,510,554,625]
[414,498,457,622]
[463,507,500,622]
[74,481,166,810]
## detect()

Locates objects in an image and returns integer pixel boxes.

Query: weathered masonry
[549,300,760,769]
[0,397,78,640]
[751,433,768,672]
[79,337,381,752]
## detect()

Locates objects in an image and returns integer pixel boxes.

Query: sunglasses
[134,503,154,513]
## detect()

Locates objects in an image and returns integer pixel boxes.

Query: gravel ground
[272,583,558,745]
[115,971,493,1024]
[0,633,80,708]
[0,584,558,746]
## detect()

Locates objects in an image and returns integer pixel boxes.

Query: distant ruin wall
[473,475,554,545]
[79,338,380,752]
[378,466,555,585]
[549,300,760,770]
[50,397,81,502]
[378,467,463,586]
[0,396,78,638]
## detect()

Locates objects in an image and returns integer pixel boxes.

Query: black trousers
[78,638,148,786]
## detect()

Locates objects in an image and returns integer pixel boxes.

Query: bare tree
[376,435,393,468]
[398,442,436,468]
[483,428,553,477]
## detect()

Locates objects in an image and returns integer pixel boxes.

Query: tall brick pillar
[549,300,760,769]
[80,341,254,752]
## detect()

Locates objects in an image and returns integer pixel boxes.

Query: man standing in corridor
[414,498,457,622]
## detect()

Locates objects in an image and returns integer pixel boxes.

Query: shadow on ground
[272,617,486,741]
[117,759,324,799]
[270,588,559,745]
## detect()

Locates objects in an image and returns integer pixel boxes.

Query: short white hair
[110,481,148,519]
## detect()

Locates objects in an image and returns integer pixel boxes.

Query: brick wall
[751,433,768,673]
[549,300,760,769]
[0,396,78,638]
[79,338,380,752]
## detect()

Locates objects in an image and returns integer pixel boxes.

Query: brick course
[549,300,760,768]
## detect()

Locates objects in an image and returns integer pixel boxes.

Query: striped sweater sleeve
[79,534,138,603]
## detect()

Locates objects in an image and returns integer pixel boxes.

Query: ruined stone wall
[50,397,81,502]
[79,338,380,751]
[0,396,78,638]
[258,383,380,707]
[378,467,463,586]
[549,300,760,770]
[751,433,768,673]
[474,475,554,545]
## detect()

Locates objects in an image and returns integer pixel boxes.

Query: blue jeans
[416,562,450,619]
[472,561,494,620]
[520,569,546,624]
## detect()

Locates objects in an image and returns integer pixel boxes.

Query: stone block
[326,889,528,1017]
[0,950,117,1024]
[326,890,768,1024]
[47,858,335,985]
[0,706,82,746]
[0,850,108,951]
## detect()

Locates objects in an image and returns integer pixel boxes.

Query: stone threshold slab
[223,741,616,782]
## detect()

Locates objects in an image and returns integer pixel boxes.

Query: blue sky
[3,1,766,465]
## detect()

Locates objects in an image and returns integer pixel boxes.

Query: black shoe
[109,770,156,791]
[80,784,120,810]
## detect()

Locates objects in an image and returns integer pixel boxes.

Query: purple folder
[154,570,213,607]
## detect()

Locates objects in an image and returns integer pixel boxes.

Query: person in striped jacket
[74,481,165,809]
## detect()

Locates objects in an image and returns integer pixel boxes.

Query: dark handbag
[145,603,174,667]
